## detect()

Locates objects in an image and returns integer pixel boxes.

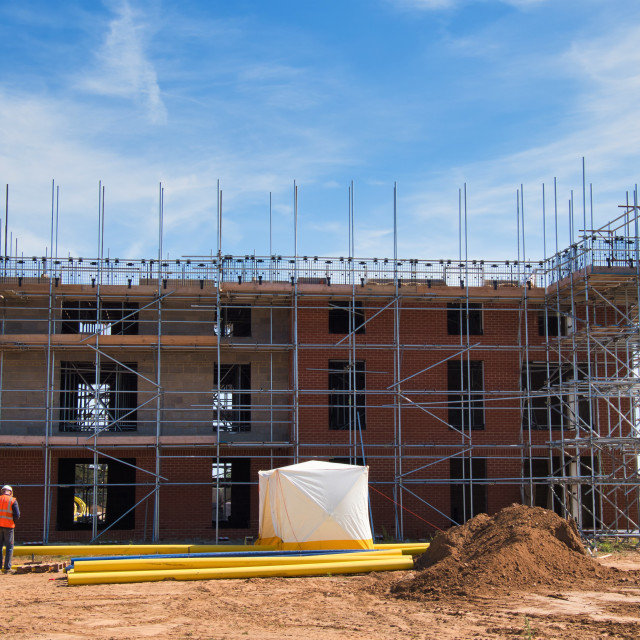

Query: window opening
[213,364,251,432]
[73,462,108,525]
[538,312,567,337]
[447,303,483,335]
[524,455,600,528]
[62,301,138,335]
[450,457,487,524]
[60,362,138,432]
[329,301,365,334]
[329,456,365,466]
[579,455,602,531]
[329,360,366,430]
[214,305,251,337]
[212,462,233,523]
[212,458,250,528]
[447,360,484,430]
[76,382,111,428]
[521,364,588,430]
[56,458,136,530]
[523,457,563,515]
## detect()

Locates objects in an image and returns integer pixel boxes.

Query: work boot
[1,569,5,574]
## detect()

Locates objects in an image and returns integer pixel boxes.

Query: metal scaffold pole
[215,179,221,544]
[392,181,403,540]
[293,181,299,463]
[153,183,164,542]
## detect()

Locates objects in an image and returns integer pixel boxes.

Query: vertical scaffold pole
[463,183,474,520]
[153,182,164,542]
[92,182,105,541]
[3,184,8,274]
[269,192,273,466]
[520,186,533,509]
[215,180,221,544]
[43,179,56,541]
[393,182,403,539]
[293,181,299,463]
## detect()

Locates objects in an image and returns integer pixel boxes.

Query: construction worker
[0,485,20,574]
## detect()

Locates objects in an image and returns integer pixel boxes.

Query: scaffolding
[0,181,638,543]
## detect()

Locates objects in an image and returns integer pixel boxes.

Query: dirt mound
[393,504,615,599]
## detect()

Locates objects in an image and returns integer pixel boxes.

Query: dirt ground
[0,551,636,639]
[1,505,639,640]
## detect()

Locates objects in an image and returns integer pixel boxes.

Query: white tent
[256,460,374,550]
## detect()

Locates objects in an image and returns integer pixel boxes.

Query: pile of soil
[392,503,615,599]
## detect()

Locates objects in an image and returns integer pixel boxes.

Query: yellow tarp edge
[254,537,374,550]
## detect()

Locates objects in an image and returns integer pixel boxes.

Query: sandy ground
[0,551,638,639]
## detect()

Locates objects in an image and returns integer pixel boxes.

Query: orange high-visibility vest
[0,494,16,528]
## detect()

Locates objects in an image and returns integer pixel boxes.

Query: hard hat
[1,485,12,494]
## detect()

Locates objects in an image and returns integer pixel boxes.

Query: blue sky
[0,0,639,261]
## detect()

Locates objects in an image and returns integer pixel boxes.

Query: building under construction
[0,184,638,543]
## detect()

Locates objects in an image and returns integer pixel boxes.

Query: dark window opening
[215,305,251,337]
[62,300,139,335]
[213,364,251,432]
[447,303,483,335]
[447,360,484,430]
[521,364,589,430]
[538,312,567,337]
[524,456,601,529]
[450,457,487,525]
[579,455,601,531]
[212,458,250,528]
[523,457,564,516]
[329,301,365,334]
[522,364,566,430]
[59,362,138,432]
[56,457,136,530]
[329,456,366,467]
[329,360,366,430]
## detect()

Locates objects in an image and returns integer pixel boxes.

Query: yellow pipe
[373,543,430,555]
[67,555,414,585]
[374,542,429,548]
[72,549,403,573]
[13,544,275,557]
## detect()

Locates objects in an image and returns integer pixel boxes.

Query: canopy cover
[256,460,374,550]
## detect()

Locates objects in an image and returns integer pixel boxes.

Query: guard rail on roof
[0,235,637,289]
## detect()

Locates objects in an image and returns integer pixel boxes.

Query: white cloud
[0,85,178,257]
[564,28,640,113]
[391,22,640,260]
[2,1,638,264]
[80,0,167,124]
[0,79,357,259]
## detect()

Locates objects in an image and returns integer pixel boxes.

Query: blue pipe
[66,548,374,571]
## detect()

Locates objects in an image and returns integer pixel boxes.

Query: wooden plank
[0,334,219,348]
[0,435,218,446]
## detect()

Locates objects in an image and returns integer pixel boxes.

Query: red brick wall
[2,288,636,542]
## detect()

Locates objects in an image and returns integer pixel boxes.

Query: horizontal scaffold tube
[71,549,404,573]
[14,544,275,557]
[67,555,414,585]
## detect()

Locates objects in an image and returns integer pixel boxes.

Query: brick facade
[0,262,637,542]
